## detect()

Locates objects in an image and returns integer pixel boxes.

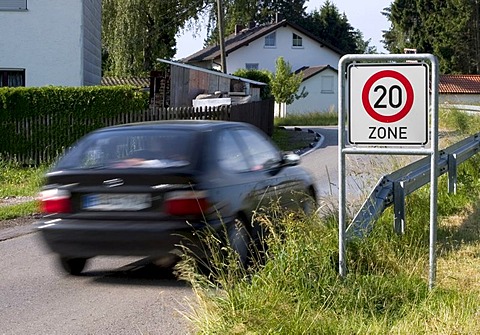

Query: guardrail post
[393,181,406,234]
[448,153,457,194]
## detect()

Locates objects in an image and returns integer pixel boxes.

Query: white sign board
[348,63,429,146]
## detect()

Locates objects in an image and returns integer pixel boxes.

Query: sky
[174,0,393,60]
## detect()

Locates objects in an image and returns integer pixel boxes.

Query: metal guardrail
[346,132,480,240]
[444,104,480,113]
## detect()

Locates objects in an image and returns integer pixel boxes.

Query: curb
[0,224,36,242]
[280,126,324,156]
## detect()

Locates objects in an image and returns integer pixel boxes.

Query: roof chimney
[275,12,284,23]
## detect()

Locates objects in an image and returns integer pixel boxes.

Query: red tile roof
[101,77,149,88]
[295,65,336,81]
[439,74,480,94]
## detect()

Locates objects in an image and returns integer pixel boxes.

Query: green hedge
[0,86,149,164]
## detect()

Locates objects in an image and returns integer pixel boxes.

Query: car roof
[93,120,251,133]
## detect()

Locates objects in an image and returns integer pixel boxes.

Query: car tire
[302,189,317,216]
[227,216,250,267]
[59,256,88,276]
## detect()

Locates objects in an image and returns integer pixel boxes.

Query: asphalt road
[0,232,195,334]
[0,126,353,335]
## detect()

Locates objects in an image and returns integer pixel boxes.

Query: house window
[245,63,259,70]
[292,33,303,47]
[0,0,27,10]
[0,69,25,87]
[264,32,276,48]
[321,75,334,93]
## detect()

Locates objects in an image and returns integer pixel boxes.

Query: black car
[37,120,317,275]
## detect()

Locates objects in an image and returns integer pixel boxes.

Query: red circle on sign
[361,70,414,123]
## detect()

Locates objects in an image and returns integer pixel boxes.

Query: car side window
[236,128,281,170]
[217,130,250,172]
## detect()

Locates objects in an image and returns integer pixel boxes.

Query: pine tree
[383,0,480,74]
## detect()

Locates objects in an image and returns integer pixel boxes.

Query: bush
[0,86,148,163]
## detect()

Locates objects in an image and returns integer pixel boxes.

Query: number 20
[373,85,402,109]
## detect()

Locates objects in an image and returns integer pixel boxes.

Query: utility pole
[216,0,227,73]
[476,0,480,73]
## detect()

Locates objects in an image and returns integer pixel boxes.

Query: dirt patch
[0,197,39,231]
[0,214,39,230]
[0,196,35,207]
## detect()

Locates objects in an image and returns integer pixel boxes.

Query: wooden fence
[1,99,274,165]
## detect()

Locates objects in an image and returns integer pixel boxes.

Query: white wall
[224,25,341,74]
[0,0,101,87]
[287,68,338,115]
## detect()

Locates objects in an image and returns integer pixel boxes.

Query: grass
[0,202,39,220]
[174,109,480,334]
[274,110,338,127]
[0,160,47,197]
[0,159,47,219]
[271,127,313,152]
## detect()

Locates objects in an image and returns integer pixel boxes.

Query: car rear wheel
[227,216,250,267]
[302,189,317,216]
[59,256,88,275]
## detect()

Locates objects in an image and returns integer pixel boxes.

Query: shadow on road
[79,257,189,287]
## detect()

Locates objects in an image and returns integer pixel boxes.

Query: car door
[233,126,305,212]
[241,126,310,212]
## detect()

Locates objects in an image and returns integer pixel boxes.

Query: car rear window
[54,129,195,170]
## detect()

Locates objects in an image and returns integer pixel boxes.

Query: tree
[203,0,370,54]
[233,68,273,100]
[301,1,360,54]
[383,0,479,74]
[204,0,307,45]
[269,57,307,105]
[102,0,206,76]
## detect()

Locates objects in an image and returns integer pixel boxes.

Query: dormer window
[264,32,276,48]
[292,33,303,47]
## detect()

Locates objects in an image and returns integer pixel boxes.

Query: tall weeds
[176,110,480,334]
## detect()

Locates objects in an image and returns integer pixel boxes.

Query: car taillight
[38,189,72,214]
[164,190,210,216]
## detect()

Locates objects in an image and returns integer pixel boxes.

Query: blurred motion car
[36,120,317,275]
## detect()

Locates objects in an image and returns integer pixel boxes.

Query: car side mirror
[281,152,301,166]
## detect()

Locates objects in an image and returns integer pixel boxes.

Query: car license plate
[83,193,151,211]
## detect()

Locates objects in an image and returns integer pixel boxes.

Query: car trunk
[41,169,209,221]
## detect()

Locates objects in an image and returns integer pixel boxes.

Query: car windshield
[54,128,195,170]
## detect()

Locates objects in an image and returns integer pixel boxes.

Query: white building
[0,0,101,87]
[288,65,338,114]
[182,19,343,115]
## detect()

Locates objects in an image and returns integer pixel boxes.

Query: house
[182,18,344,75]
[0,0,101,87]
[182,18,343,116]
[439,74,480,105]
[288,65,338,114]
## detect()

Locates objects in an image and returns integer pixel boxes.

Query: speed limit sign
[348,63,429,145]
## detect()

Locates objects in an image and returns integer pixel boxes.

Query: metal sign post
[338,54,439,289]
